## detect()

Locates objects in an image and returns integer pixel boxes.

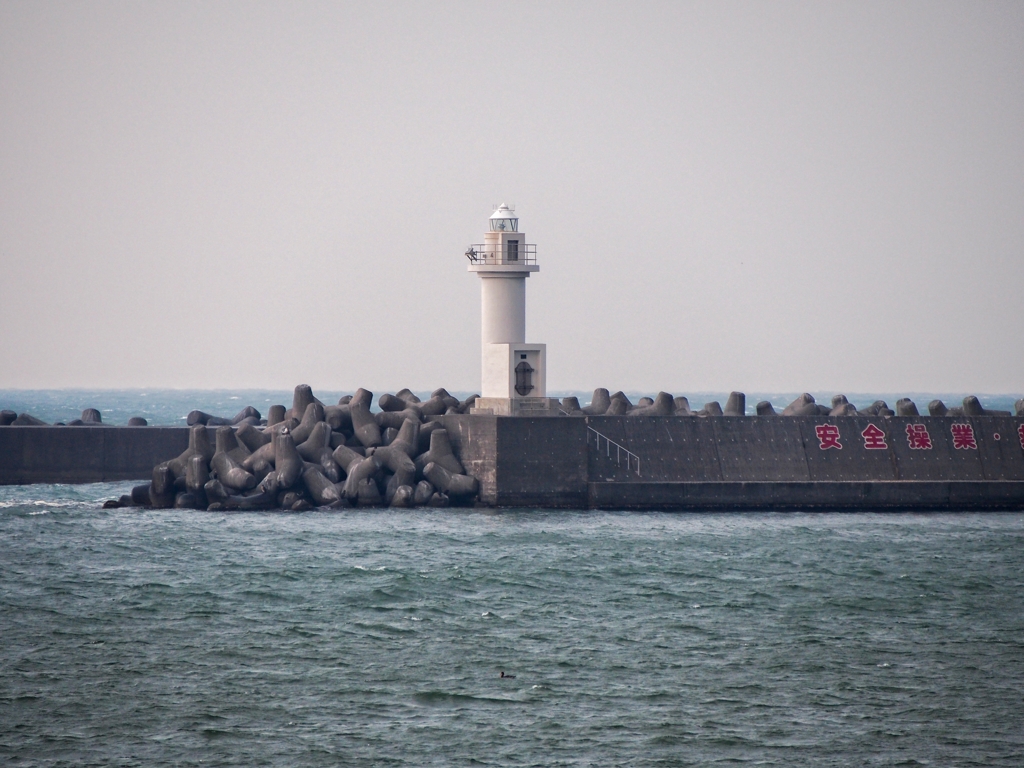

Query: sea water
[1,483,1022,766]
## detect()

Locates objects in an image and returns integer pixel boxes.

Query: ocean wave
[412,691,525,706]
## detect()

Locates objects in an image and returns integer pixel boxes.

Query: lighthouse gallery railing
[465,243,537,265]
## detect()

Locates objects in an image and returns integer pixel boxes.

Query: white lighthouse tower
[466,204,556,416]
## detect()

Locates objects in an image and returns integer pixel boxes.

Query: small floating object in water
[499,671,516,679]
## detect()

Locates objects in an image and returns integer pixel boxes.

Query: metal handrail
[465,243,538,265]
[587,427,641,476]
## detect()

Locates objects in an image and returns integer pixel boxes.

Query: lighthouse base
[470,397,562,417]
[480,342,548,399]
[475,341,555,415]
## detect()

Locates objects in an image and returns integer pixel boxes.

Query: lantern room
[489,203,519,231]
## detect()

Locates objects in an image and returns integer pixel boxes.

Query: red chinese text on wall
[815,424,842,450]
[861,424,888,450]
[905,424,933,450]
[951,423,978,450]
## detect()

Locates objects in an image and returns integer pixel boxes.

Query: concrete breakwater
[442,412,1024,511]
[91,385,482,511]
[0,426,191,485]
[3,387,1024,511]
[513,390,1024,510]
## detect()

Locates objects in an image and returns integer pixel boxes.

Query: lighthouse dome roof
[490,203,517,220]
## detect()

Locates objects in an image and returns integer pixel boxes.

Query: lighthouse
[466,204,557,416]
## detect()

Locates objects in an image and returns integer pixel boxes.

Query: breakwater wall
[0,427,188,485]
[4,416,1024,510]
[444,414,1024,510]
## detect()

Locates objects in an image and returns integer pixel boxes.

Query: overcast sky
[1,1,1021,394]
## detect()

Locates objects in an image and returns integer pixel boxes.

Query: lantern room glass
[489,217,518,232]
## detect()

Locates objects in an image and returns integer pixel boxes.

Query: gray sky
[2,1,1022,394]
